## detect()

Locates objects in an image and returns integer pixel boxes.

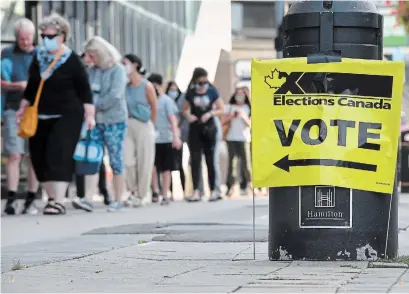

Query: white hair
[83,36,121,69]
[14,18,35,38]
[39,13,71,41]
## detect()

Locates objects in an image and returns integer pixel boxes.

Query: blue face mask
[168,91,178,99]
[43,37,59,52]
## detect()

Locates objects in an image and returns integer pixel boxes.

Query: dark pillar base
[268,183,398,261]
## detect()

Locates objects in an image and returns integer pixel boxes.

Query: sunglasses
[41,33,59,40]
[197,81,208,86]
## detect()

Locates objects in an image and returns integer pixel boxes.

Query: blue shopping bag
[73,129,103,175]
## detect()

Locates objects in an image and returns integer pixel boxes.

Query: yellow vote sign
[251,58,405,194]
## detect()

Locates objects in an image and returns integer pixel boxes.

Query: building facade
[22,0,202,79]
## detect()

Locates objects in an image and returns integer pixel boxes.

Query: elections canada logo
[264,69,287,94]
[263,69,393,110]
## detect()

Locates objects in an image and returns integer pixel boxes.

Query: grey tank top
[126,79,151,119]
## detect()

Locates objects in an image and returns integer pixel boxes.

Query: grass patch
[368,256,409,268]
[375,255,409,265]
[393,255,409,265]
[340,264,359,269]
[11,260,25,271]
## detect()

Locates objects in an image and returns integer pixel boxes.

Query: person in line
[123,54,157,207]
[212,101,223,196]
[82,36,128,212]
[223,87,251,196]
[1,18,39,215]
[165,81,187,200]
[149,74,182,205]
[71,52,111,211]
[183,67,224,202]
[195,103,223,199]
[16,13,94,215]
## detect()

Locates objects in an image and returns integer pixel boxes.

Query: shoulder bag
[18,49,64,138]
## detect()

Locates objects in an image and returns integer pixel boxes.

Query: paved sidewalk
[2,241,409,293]
[2,194,409,293]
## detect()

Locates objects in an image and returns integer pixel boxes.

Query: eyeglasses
[40,33,59,40]
[197,81,208,86]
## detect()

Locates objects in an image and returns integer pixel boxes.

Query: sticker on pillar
[299,186,352,229]
[251,58,405,194]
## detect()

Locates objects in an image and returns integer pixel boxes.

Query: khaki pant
[124,118,155,200]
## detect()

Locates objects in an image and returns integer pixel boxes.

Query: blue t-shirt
[155,94,178,144]
[185,85,219,119]
[1,45,36,111]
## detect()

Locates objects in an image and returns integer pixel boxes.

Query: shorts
[3,109,28,155]
[172,146,183,171]
[155,143,176,172]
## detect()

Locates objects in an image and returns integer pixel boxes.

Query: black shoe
[5,191,17,215]
[4,204,15,215]
[152,192,159,203]
[100,189,111,206]
[225,187,233,197]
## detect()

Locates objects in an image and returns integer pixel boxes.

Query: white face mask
[235,95,245,103]
[125,63,133,74]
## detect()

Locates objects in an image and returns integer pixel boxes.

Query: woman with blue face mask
[16,13,95,215]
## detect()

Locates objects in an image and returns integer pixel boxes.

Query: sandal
[43,202,66,215]
[152,192,159,203]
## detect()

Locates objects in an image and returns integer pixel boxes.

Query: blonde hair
[39,13,70,41]
[14,18,35,38]
[83,36,121,69]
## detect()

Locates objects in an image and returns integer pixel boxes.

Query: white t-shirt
[225,104,251,142]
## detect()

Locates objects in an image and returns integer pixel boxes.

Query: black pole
[268,0,399,261]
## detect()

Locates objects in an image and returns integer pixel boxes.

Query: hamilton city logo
[264,68,287,93]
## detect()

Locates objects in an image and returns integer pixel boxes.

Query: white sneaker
[186,190,201,202]
[22,205,39,215]
[129,195,143,207]
[209,191,223,202]
[160,196,170,206]
[240,189,248,196]
[72,197,93,212]
[107,201,124,212]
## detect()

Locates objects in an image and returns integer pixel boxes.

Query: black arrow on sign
[273,155,377,172]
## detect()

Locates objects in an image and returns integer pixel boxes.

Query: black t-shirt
[185,85,219,119]
[24,51,93,115]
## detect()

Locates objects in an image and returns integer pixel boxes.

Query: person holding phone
[224,87,251,197]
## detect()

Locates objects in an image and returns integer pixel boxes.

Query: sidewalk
[2,241,409,293]
[2,194,409,293]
